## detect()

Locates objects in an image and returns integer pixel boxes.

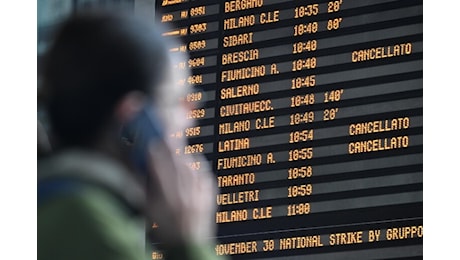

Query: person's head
[41,11,183,150]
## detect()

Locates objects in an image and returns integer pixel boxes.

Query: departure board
[152,0,423,259]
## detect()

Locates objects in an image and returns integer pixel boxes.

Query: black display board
[153,0,422,259]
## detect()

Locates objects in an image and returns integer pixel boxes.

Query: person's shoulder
[37,149,144,220]
[39,181,140,233]
[38,181,146,260]
[38,149,145,208]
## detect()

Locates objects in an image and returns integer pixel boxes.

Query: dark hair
[42,11,169,147]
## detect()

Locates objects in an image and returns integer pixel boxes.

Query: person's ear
[115,91,146,123]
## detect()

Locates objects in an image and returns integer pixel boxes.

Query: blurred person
[38,10,221,260]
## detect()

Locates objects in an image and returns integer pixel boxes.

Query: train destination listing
[153,0,423,259]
